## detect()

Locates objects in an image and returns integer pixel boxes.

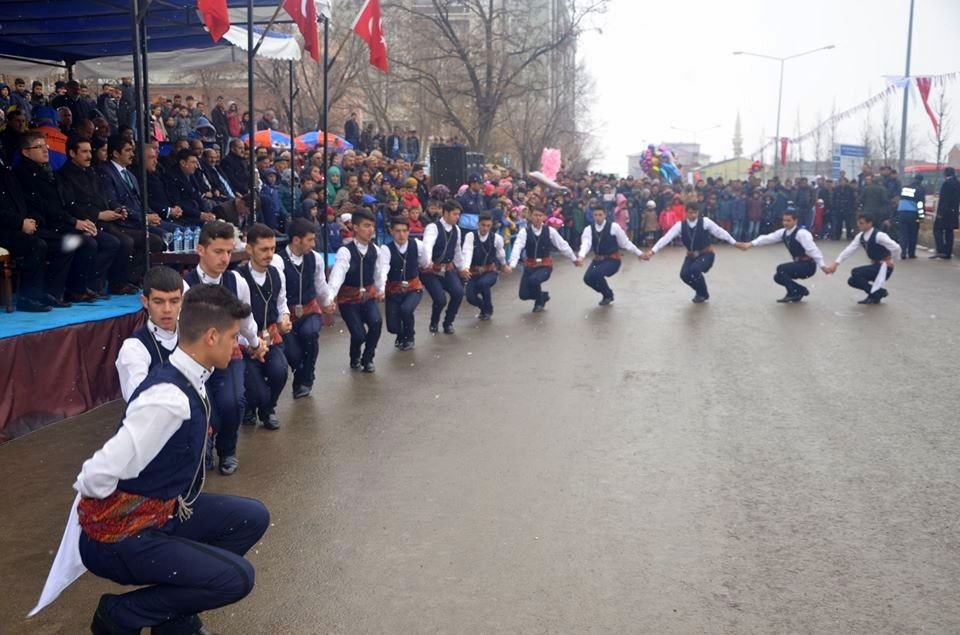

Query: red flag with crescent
[283,0,320,63]
[352,0,388,73]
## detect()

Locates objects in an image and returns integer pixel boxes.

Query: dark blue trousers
[898,213,919,258]
[207,358,245,459]
[78,493,269,632]
[518,266,552,302]
[283,313,321,389]
[339,299,382,363]
[465,271,499,314]
[243,344,288,418]
[583,258,620,298]
[774,260,816,296]
[849,262,893,296]
[679,252,715,298]
[420,270,464,327]
[385,289,422,342]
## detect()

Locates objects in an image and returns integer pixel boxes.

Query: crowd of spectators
[0,73,919,315]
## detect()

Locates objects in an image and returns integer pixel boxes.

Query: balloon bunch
[640,144,681,183]
[749,160,763,176]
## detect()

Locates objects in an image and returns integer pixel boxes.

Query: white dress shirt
[273,245,334,307]
[75,348,211,500]
[751,227,825,267]
[508,225,577,268]
[577,221,643,259]
[244,256,290,325]
[835,228,902,263]
[327,240,387,297]
[116,320,179,402]
[651,217,737,253]
[462,231,507,267]
[379,239,430,280]
[182,266,260,348]
[422,219,466,270]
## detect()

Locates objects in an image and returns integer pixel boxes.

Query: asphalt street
[3,242,959,634]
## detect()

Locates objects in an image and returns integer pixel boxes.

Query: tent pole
[289,59,296,222]
[139,14,150,141]
[321,15,329,265]
[247,0,257,226]
[131,0,150,276]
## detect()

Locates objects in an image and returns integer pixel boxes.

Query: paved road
[3,243,960,634]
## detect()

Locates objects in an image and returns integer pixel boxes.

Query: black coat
[163,167,204,223]
[0,161,37,232]
[58,160,109,223]
[935,176,960,230]
[15,158,76,235]
[219,152,250,195]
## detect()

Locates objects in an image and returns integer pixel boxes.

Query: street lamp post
[733,45,835,176]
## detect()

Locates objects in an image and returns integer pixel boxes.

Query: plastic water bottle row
[169,227,200,253]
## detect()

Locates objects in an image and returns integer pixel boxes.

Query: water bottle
[185,228,196,252]
[173,228,184,253]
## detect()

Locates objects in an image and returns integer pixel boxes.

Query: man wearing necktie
[97,136,164,284]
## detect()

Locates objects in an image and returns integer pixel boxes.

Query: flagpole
[321,14,329,266]
[898,0,915,176]
[247,0,257,224]
[289,59,297,222]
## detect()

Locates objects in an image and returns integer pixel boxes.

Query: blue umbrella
[295,130,353,152]
[241,128,292,148]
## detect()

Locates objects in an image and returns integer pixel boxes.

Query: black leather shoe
[350,359,361,370]
[65,290,97,303]
[16,297,51,312]
[692,295,708,303]
[598,296,613,306]
[541,292,551,307]
[110,283,140,296]
[429,323,439,333]
[262,413,280,430]
[394,336,402,348]
[293,384,311,399]
[478,312,491,320]
[362,361,376,373]
[241,409,256,426]
[400,341,414,351]
[151,613,219,635]
[443,324,455,335]
[532,303,544,313]
[39,293,71,308]
[858,297,878,305]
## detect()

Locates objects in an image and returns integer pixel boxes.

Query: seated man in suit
[218,138,251,198]
[97,135,164,284]
[163,148,212,227]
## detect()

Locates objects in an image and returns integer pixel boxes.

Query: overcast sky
[579,0,960,174]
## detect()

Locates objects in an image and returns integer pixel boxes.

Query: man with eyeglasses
[14,131,103,303]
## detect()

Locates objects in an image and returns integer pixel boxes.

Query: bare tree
[860,102,875,164]
[384,0,607,155]
[928,83,953,168]
[811,111,825,176]
[877,95,899,164]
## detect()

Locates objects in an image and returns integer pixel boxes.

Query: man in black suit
[219,138,251,197]
[344,112,360,149]
[163,148,210,226]
[58,136,136,295]
[14,132,101,303]
[932,167,960,259]
[97,135,164,284]
[0,156,68,311]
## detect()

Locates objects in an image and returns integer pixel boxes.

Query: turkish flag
[197,0,231,42]
[283,0,320,63]
[916,77,940,136]
[352,0,388,73]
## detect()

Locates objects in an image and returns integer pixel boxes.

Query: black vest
[471,230,497,267]
[118,363,208,501]
[525,226,553,259]
[591,222,619,256]
[860,229,891,261]
[681,217,711,252]
[345,241,378,287]
[782,228,807,259]
[278,248,318,306]
[132,325,174,371]
[238,265,282,330]
[432,221,458,263]
[387,240,419,281]
[182,268,239,297]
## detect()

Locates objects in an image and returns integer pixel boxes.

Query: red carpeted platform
[0,299,145,444]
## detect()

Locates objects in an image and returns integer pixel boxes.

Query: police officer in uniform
[896,175,926,259]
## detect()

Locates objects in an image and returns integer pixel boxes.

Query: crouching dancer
[68,285,269,634]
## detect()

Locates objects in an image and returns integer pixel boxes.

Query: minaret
[733,111,743,158]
